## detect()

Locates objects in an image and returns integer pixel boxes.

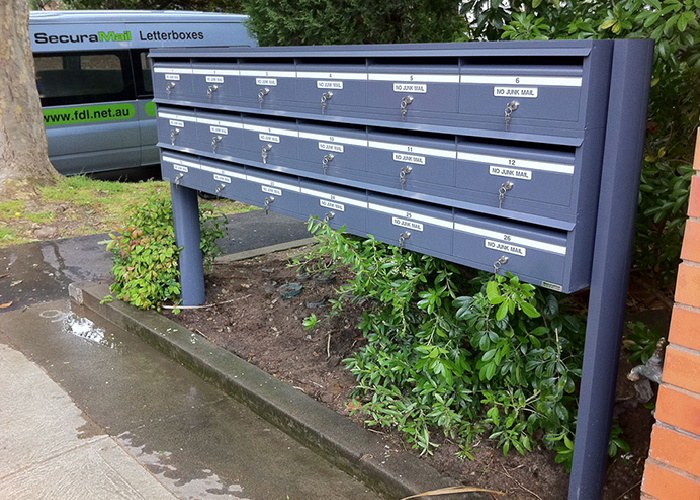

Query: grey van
[30,10,256,175]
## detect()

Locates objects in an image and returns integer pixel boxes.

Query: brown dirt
[165,247,657,500]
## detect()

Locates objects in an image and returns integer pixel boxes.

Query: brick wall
[642,128,700,499]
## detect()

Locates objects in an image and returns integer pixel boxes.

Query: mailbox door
[459,61,584,129]
[195,111,244,158]
[191,63,241,107]
[153,62,194,102]
[297,122,367,179]
[238,62,296,110]
[366,194,453,257]
[299,179,367,233]
[367,63,460,122]
[160,151,204,191]
[241,116,298,166]
[456,140,576,210]
[156,107,199,152]
[198,157,248,201]
[245,170,300,217]
[453,210,567,287]
[365,131,455,196]
[295,63,367,117]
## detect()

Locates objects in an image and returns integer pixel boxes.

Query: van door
[35,50,140,175]
[132,49,158,167]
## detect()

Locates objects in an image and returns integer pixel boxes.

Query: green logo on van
[33,31,132,45]
[44,104,136,126]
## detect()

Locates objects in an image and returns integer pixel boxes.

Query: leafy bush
[300,218,592,468]
[106,196,226,311]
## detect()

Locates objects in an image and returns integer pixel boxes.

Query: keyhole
[321,92,333,114]
[400,96,414,122]
[400,166,413,190]
[323,154,334,174]
[258,88,270,108]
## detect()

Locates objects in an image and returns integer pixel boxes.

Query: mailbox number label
[317,80,343,89]
[392,217,424,232]
[320,199,345,211]
[319,142,344,153]
[259,134,280,143]
[173,164,188,173]
[494,86,538,98]
[262,186,282,196]
[393,152,426,165]
[206,76,225,83]
[393,83,427,93]
[210,126,228,135]
[213,174,231,183]
[165,74,180,81]
[485,239,526,256]
[489,165,532,180]
[169,120,184,127]
[256,78,277,86]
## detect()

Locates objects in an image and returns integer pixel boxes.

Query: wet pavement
[0,210,310,314]
[0,299,380,500]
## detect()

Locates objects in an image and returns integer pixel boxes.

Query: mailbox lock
[400,96,414,121]
[165,81,176,96]
[211,135,223,153]
[322,154,334,174]
[505,101,519,131]
[493,255,509,275]
[215,183,226,195]
[400,166,413,190]
[263,196,275,215]
[498,181,514,209]
[173,172,184,186]
[207,85,219,100]
[321,91,333,114]
[398,231,411,249]
[170,127,180,146]
[261,144,273,164]
[258,87,270,108]
[323,211,335,224]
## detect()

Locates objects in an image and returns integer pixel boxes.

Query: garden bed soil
[165,247,655,500]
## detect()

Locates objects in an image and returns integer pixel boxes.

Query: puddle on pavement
[118,432,249,500]
[38,309,120,349]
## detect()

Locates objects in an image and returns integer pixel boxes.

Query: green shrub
[106,196,226,311]
[299,218,593,468]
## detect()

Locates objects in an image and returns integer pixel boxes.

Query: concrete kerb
[69,280,489,500]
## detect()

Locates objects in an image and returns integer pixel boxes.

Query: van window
[34,50,135,107]
[132,50,154,97]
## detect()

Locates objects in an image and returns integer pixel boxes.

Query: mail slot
[238,61,296,110]
[453,209,568,289]
[195,110,244,158]
[366,194,453,258]
[198,156,248,201]
[297,122,367,178]
[299,179,367,233]
[241,116,298,166]
[365,130,455,196]
[295,61,367,117]
[456,140,576,211]
[153,62,194,102]
[160,151,205,191]
[367,60,460,122]
[156,107,199,152]
[459,57,585,130]
[245,169,301,217]
[191,62,241,107]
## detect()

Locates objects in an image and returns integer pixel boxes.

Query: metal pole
[568,39,654,499]
[171,184,206,306]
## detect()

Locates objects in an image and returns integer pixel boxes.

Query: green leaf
[520,301,541,319]
[496,302,509,322]
[487,280,501,302]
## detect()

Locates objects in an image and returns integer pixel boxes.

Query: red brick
[688,176,700,217]
[670,306,700,352]
[675,263,700,309]
[682,220,700,263]
[694,128,700,171]
[642,460,700,500]
[663,346,700,394]
[655,385,700,436]
[649,425,700,478]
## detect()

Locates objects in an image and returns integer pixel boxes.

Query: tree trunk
[0,0,58,190]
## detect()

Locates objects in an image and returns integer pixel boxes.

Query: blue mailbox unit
[151,40,654,500]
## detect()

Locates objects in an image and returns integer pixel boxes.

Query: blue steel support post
[568,39,654,499]
[171,184,206,306]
